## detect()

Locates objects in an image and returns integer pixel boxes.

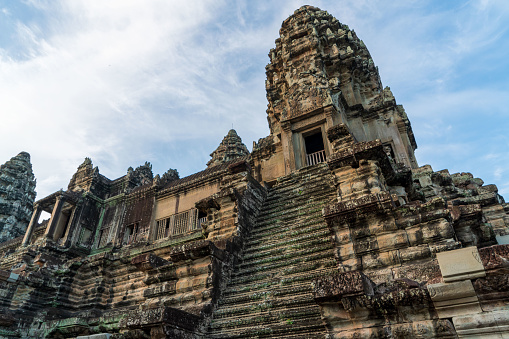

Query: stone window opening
[383,142,396,161]
[198,210,207,229]
[78,227,93,247]
[56,211,71,243]
[304,131,326,166]
[97,228,110,248]
[155,209,200,240]
[123,222,139,245]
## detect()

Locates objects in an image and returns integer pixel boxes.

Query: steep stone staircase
[208,163,338,338]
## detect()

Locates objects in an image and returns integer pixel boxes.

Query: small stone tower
[207,129,249,167]
[0,152,36,243]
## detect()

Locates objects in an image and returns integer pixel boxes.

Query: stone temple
[1,5,509,338]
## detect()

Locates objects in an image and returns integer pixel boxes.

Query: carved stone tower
[252,5,418,184]
[0,152,36,243]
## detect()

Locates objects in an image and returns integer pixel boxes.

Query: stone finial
[0,152,37,243]
[68,157,97,192]
[207,129,249,168]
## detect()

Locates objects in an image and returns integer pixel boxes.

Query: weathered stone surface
[313,271,374,301]
[453,311,509,338]
[0,4,509,339]
[427,280,482,318]
[436,246,486,282]
[0,152,36,243]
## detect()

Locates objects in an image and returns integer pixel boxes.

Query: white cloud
[0,0,508,201]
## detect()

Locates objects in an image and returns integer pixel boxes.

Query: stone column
[59,202,79,246]
[324,106,336,157]
[21,204,42,246]
[44,193,66,240]
[281,121,295,174]
[324,105,335,130]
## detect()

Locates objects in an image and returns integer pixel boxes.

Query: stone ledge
[453,311,509,338]
[312,271,374,302]
[131,253,168,271]
[427,280,482,318]
[436,247,486,283]
[119,307,200,331]
[323,192,395,223]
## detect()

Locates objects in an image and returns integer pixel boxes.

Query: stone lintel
[326,123,353,142]
[228,159,250,174]
[312,271,374,302]
[323,192,395,223]
[453,311,509,338]
[0,269,19,283]
[479,244,509,270]
[436,247,486,283]
[449,203,482,222]
[427,280,482,318]
[327,139,383,169]
[131,253,169,271]
[169,239,224,262]
[120,307,200,331]
[0,312,15,326]
[77,334,112,339]
[0,269,10,281]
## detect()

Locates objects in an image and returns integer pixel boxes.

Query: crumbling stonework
[0,152,36,243]
[0,5,509,339]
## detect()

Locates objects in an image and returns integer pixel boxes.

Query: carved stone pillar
[44,193,66,240]
[324,106,337,157]
[21,204,42,246]
[324,105,335,130]
[59,202,80,246]
[281,121,295,174]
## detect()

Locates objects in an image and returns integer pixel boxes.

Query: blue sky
[0,0,508,200]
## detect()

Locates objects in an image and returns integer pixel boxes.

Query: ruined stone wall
[1,5,509,339]
[0,157,267,338]
[313,121,509,338]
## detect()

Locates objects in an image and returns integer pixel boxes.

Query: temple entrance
[304,131,326,166]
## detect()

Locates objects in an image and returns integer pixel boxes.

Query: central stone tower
[252,5,418,184]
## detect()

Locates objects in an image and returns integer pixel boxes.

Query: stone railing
[306,149,326,166]
[155,209,199,240]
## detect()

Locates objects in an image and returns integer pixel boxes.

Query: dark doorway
[304,132,326,166]
[304,132,324,154]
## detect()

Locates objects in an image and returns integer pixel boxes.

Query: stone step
[263,181,335,205]
[245,219,330,251]
[221,266,336,303]
[247,215,328,245]
[256,199,328,223]
[231,258,336,292]
[243,227,332,259]
[253,207,325,235]
[260,189,334,214]
[214,290,317,319]
[208,320,327,339]
[241,233,332,265]
[210,303,323,330]
[207,164,336,337]
[265,175,333,199]
[218,278,320,310]
[234,244,335,279]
